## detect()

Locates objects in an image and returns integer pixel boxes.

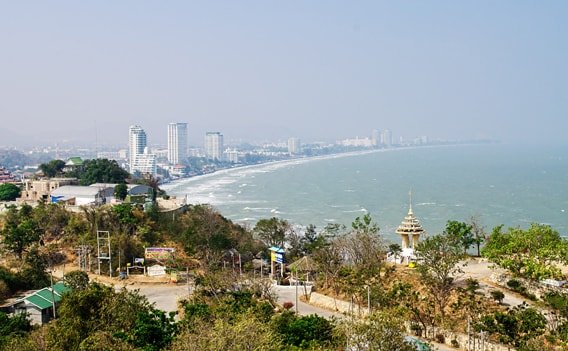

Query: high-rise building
[380,129,392,147]
[371,129,380,146]
[204,132,224,160]
[287,137,301,154]
[129,125,147,173]
[167,122,188,165]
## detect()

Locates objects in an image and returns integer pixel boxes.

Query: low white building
[50,185,114,206]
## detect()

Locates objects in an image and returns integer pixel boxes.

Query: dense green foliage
[5,283,177,351]
[482,223,568,279]
[254,217,292,248]
[0,312,32,349]
[0,183,20,201]
[477,303,547,348]
[39,159,66,177]
[114,183,128,200]
[415,226,467,318]
[1,204,42,258]
[70,158,130,185]
[2,197,568,349]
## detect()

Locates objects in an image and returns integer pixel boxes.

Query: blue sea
[162,144,568,242]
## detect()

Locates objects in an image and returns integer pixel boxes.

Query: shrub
[490,290,505,304]
[282,301,294,310]
[435,333,445,343]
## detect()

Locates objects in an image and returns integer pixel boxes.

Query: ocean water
[162,144,568,242]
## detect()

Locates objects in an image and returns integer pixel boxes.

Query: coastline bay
[163,144,568,242]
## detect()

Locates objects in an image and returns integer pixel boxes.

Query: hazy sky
[1,1,567,147]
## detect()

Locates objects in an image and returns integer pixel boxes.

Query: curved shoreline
[161,144,455,195]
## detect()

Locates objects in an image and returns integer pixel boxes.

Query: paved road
[460,258,527,307]
[126,284,190,312]
[273,285,342,318]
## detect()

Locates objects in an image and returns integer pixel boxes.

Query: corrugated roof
[51,186,105,197]
[19,282,71,310]
[52,282,70,295]
[26,295,53,310]
[36,289,62,303]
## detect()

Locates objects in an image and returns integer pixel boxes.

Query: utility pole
[49,267,56,319]
[295,278,299,314]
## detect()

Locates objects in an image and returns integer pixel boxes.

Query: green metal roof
[35,289,62,303]
[52,282,70,295]
[22,282,71,311]
[66,157,84,166]
[26,295,53,310]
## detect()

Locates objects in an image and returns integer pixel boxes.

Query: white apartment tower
[287,137,301,154]
[204,132,224,160]
[167,122,188,165]
[381,129,393,147]
[371,129,380,146]
[129,125,147,173]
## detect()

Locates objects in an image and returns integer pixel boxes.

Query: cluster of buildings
[17,178,152,207]
[0,168,18,184]
[125,124,231,178]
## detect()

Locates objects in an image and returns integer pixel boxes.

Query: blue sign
[275,252,284,264]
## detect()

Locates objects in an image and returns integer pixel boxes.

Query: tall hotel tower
[204,132,224,160]
[129,125,147,173]
[167,123,188,165]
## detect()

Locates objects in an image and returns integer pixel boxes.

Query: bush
[507,279,522,290]
[451,339,460,348]
[410,323,422,336]
[282,301,294,310]
[490,290,505,304]
[435,333,445,343]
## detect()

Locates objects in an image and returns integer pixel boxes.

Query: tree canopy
[39,159,66,177]
[482,223,568,280]
[0,183,20,201]
[66,158,130,185]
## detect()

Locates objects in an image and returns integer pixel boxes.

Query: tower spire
[408,189,413,215]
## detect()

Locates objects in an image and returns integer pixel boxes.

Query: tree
[340,311,417,351]
[481,223,568,280]
[469,215,487,257]
[388,243,403,262]
[114,183,128,201]
[415,232,467,319]
[301,224,328,255]
[46,283,162,351]
[253,217,291,248]
[477,303,547,348]
[0,311,32,349]
[68,158,130,185]
[1,205,42,258]
[444,220,474,253]
[18,245,50,288]
[171,311,281,351]
[39,159,66,177]
[0,183,20,201]
[125,307,177,351]
[490,290,505,304]
[64,270,89,290]
[271,311,335,348]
